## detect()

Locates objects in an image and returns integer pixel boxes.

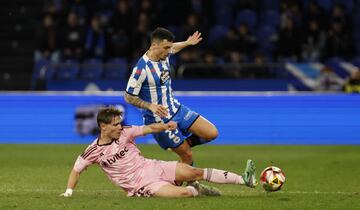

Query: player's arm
[142,121,177,135]
[60,151,94,198]
[60,169,81,197]
[171,31,202,54]
[124,93,168,118]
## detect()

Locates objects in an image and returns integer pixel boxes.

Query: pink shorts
[132,160,178,197]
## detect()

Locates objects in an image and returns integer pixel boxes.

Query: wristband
[65,188,73,196]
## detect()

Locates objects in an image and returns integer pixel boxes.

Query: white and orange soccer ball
[260,166,286,192]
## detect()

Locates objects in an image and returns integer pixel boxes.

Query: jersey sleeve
[73,145,97,173]
[123,126,145,142]
[131,125,145,138]
[126,67,146,95]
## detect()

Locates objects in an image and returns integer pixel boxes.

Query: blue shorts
[151,105,200,150]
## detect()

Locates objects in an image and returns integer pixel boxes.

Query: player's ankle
[186,186,199,197]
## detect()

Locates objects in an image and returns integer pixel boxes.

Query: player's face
[154,40,173,60]
[104,116,122,140]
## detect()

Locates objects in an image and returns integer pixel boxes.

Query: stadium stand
[0,0,39,90]
[103,57,128,80]
[1,0,360,91]
[80,58,103,80]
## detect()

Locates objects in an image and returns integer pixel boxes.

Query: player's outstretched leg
[171,141,219,194]
[200,160,258,188]
[154,183,219,197]
[154,184,198,198]
[175,160,258,195]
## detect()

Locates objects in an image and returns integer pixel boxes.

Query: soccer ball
[260,166,286,192]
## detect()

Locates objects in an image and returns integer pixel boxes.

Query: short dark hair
[97,106,122,127]
[150,27,175,43]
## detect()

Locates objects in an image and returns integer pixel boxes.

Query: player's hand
[186,31,203,46]
[59,189,73,197]
[149,104,168,118]
[166,121,177,130]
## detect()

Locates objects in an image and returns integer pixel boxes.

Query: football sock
[186,135,209,147]
[203,168,245,185]
[186,186,199,197]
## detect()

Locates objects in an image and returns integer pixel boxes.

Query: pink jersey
[73,125,162,196]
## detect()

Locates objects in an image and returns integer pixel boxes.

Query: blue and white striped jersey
[126,53,181,124]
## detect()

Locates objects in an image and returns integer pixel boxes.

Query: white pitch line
[1,189,358,195]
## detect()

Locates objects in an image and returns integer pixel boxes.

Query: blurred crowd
[35,0,359,68]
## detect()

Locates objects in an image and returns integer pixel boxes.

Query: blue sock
[186,135,209,147]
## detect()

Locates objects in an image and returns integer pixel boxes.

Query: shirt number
[165,129,180,143]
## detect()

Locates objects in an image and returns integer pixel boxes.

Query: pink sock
[203,168,245,185]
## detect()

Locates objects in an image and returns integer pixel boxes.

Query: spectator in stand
[108,0,134,59]
[34,14,60,63]
[61,12,85,60]
[224,51,244,78]
[182,13,204,40]
[252,52,271,78]
[84,16,106,59]
[237,23,257,55]
[42,0,63,20]
[324,20,354,59]
[211,28,240,57]
[67,0,87,25]
[280,0,303,27]
[217,27,246,69]
[34,0,359,79]
[176,49,198,77]
[132,12,152,60]
[331,3,352,33]
[189,0,214,30]
[301,19,326,61]
[305,0,327,30]
[277,16,301,61]
[203,50,224,78]
[137,0,159,29]
[212,25,255,64]
[177,48,201,69]
[183,50,223,79]
[240,52,271,79]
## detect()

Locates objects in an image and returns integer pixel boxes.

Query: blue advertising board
[0,92,359,144]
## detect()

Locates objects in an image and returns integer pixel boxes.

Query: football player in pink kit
[61,107,257,198]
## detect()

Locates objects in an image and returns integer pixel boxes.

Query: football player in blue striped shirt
[125,27,218,168]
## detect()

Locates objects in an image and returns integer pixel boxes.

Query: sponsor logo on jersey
[160,70,170,85]
[184,111,194,121]
[129,78,140,88]
[104,146,129,166]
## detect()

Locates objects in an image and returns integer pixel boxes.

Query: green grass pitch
[1,144,359,210]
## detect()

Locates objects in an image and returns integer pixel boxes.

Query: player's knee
[190,168,204,180]
[203,127,219,141]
